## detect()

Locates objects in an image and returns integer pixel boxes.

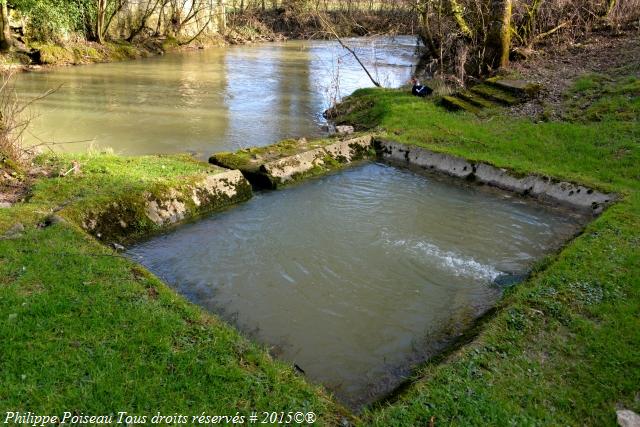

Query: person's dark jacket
[412,83,433,97]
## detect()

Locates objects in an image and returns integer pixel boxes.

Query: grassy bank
[331,71,639,425]
[0,153,345,423]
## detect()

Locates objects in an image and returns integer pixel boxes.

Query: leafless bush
[0,72,31,171]
[0,72,58,173]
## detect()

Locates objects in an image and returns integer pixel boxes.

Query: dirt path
[509,31,640,119]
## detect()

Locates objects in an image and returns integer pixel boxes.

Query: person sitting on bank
[411,77,433,97]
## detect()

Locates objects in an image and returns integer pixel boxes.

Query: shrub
[13,0,95,43]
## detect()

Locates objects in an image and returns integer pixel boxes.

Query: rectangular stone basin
[128,162,587,409]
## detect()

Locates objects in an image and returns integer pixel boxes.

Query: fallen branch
[531,21,570,45]
[316,13,381,88]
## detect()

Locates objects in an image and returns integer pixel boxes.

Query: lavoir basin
[128,162,586,409]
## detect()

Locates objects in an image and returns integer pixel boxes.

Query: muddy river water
[16,37,416,156]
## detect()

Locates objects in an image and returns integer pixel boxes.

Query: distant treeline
[2,0,635,83]
[1,0,227,47]
[0,0,415,50]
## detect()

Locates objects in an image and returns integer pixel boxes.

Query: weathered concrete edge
[259,135,375,188]
[78,169,253,244]
[375,139,615,214]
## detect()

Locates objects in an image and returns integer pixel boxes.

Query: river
[16,36,417,157]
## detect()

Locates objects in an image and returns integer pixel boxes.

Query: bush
[0,73,28,171]
[13,0,95,43]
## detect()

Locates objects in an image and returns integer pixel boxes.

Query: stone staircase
[441,78,541,114]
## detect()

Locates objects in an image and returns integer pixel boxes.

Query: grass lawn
[333,72,639,425]
[0,154,343,423]
[0,68,638,425]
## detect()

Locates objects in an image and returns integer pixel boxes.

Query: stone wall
[376,139,614,214]
[80,169,252,243]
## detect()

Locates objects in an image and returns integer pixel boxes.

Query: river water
[129,163,584,408]
[16,37,417,157]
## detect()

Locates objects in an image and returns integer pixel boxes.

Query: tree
[412,0,516,81]
[0,0,12,51]
[96,0,107,43]
[95,0,127,43]
[448,0,472,39]
[485,0,512,71]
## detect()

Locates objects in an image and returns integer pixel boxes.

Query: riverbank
[330,59,639,425]
[0,35,226,71]
[224,8,416,44]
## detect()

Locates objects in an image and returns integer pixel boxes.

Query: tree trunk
[97,0,107,43]
[417,1,439,60]
[447,0,472,39]
[605,0,617,17]
[0,0,12,51]
[484,0,511,71]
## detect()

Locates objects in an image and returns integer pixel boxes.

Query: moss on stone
[161,36,180,52]
[35,43,75,65]
[209,136,367,173]
[106,41,143,61]
[440,96,482,114]
[470,84,521,105]
[71,44,105,63]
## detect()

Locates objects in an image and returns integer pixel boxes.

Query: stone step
[469,84,520,106]
[485,77,541,98]
[441,95,481,114]
[456,91,501,109]
[210,135,375,189]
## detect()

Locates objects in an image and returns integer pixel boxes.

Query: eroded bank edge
[74,168,252,245]
[374,139,615,214]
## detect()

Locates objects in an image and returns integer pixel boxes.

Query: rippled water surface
[129,163,583,408]
[16,37,416,157]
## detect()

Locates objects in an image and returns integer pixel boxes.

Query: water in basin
[128,162,584,408]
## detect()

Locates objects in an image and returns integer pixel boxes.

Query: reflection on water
[128,163,584,409]
[16,37,417,157]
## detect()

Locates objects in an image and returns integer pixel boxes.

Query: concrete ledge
[261,136,374,187]
[375,139,614,213]
[211,135,376,189]
[79,169,252,243]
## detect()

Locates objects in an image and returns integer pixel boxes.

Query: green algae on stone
[210,135,376,189]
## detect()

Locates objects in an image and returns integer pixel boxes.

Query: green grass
[0,152,344,423]
[0,226,339,415]
[0,153,216,233]
[333,74,640,426]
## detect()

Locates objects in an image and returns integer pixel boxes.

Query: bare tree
[413,0,638,82]
[317,12,381,87]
